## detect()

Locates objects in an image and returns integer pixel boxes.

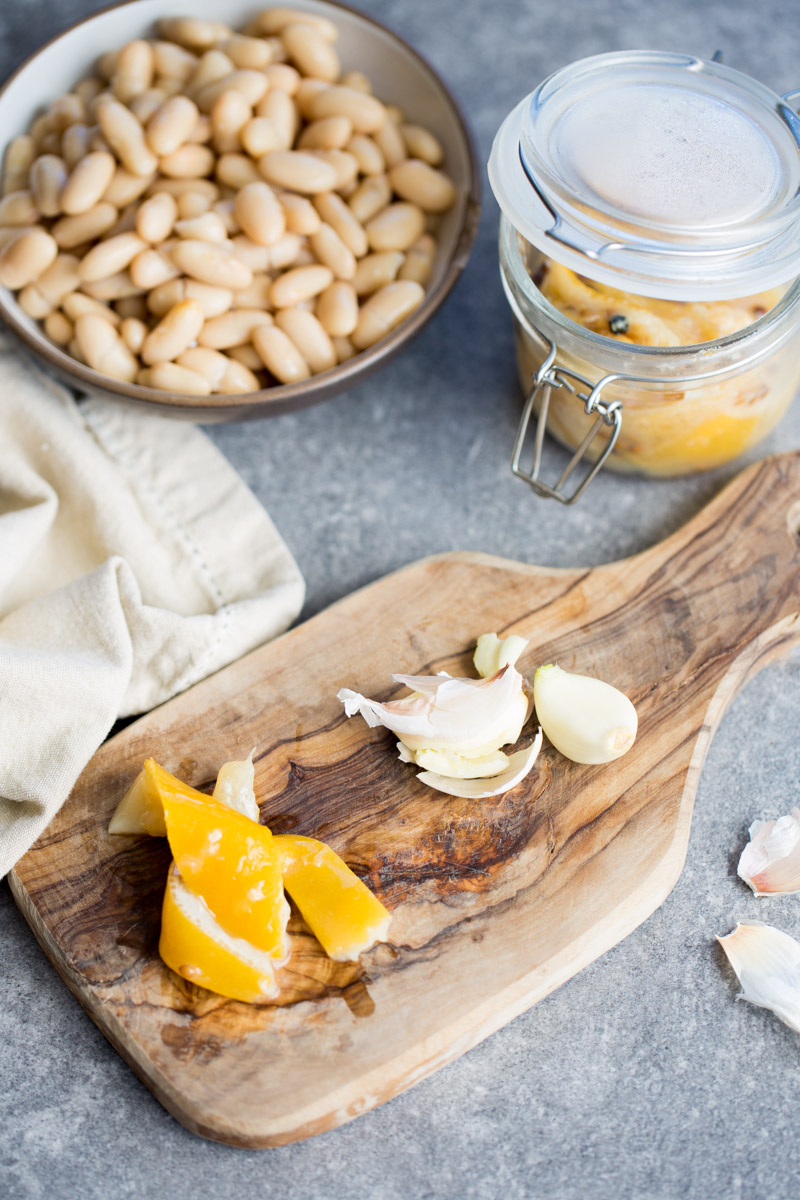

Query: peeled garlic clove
[402,743,512,779]
[212,749,259,822]
[412,731,543,799]
[473,632,528,678]
[533,664,637,765]
[717,922,800,1032]
[738,809,800,895]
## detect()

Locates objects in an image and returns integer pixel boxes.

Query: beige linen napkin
[0,332,305,878]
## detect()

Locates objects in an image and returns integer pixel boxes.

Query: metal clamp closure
[511,343,623,504]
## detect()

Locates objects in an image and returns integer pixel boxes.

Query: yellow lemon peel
[275,834,391,962]
[159,863,280,1003]
[147,758,288,960]
[111,756,391,999]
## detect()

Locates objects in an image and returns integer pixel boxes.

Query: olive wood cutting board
[10,452,800,1148]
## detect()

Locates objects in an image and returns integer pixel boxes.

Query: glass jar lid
[488,51,800,300]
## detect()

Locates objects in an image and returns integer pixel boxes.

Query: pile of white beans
[0,8,457,395]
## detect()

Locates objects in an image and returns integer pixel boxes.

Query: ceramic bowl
[0,0,480,419]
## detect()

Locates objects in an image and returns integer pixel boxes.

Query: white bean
[129,245,180,289]
[178,345,261,393]
[259,150,338,194]
[198,307,273,348]
[347,173,391,224]
[74,312,138,380]
[234,181,285,246]
[63,291,120,324]
[78,232,146,283]
[351,280,425,349]
[29,155,68,217]
[365,202,425,252]
[52,202,118,248]
[142,298,205,363]
[278,191,321,235]
[297,116,352,150]
[315,280,358,336]
[135,191,178,242]
[398,234,437,285]
[254,90,298,148]
[2,136,36,196]
[44,309,73,344]
[269,263,333,307]
[170,239,253,289]
[281,23,340,83]
[174,212,229,242]
[253,9,339,41]
[252,323,310,383]
[347,134,384,177]
[353,250,405,296]
[147,277,233,318]
[388,159,456,213]
[146,95,200,157]
[148,361,212,394]
[0,228,58,289]
[400,124,444,167]
[112,40,154,104]
[306,86,386,134]
[60,151,116,215]
[313,191,367,256]
[98,98,158,176]
[309,222,356,280]
[0,190,38,226]
[157,18,233,51]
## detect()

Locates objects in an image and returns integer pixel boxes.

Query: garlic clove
[412,730,543,799]
[738,809,800,895]
[212,749,260,823]
[717,921,800,1032]
[400,743,512,779]
[338,663,528,752]
[532,664,637,765]
[473,632,528,678]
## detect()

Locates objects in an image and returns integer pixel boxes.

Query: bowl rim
[0,0,482,418]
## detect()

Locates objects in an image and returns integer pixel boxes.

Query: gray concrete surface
[2,1,800,1197]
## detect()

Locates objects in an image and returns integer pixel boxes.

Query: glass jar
[489,52,800,501]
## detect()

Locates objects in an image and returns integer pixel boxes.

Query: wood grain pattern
[10,452,800,1147]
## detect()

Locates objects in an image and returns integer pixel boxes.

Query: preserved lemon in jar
[489,52,800,498]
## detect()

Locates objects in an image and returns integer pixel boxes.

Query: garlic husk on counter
[738,809,800,896]
[532,664,637,765]
[717,922,800,1032]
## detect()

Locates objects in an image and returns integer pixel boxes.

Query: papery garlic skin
[717,922,800,1032]
[473,632,528,679]
[533,664,637,765]
[738,809,800,896]
[408,731,543,799]
[338,664,529,757]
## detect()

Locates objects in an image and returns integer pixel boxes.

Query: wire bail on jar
[511,333,622,504]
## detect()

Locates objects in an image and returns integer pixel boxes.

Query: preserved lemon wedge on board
[108,762,167,836]
[159,864,280,1003]
[152,761,289,961]
[275,834,391,962]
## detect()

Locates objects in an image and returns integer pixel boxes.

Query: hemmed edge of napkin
[79,399,306,710]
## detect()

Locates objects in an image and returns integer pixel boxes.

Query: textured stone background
[2,2,800,1197]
